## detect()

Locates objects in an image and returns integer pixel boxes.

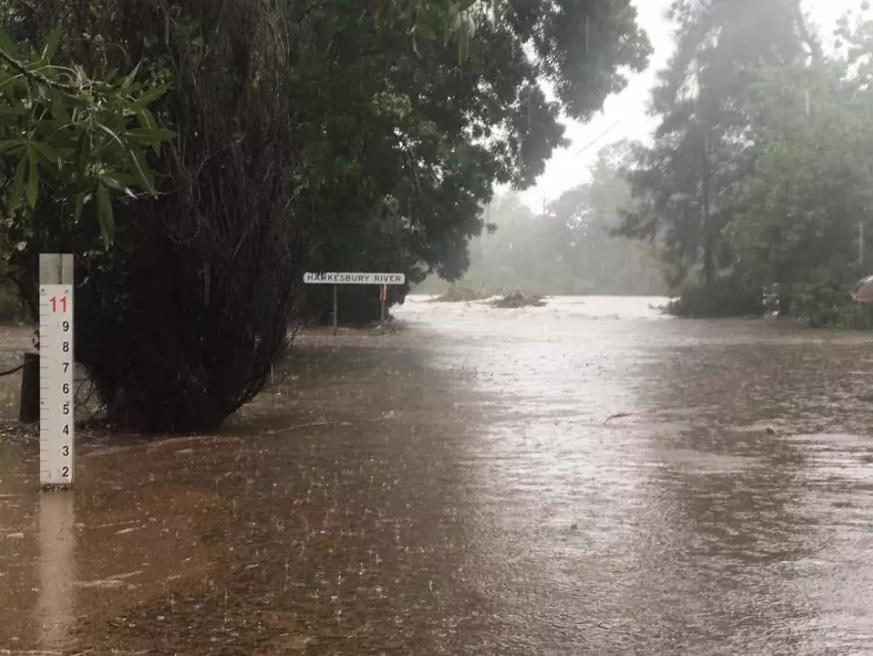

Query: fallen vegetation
[491,292,546,308]
[432,286,490,303]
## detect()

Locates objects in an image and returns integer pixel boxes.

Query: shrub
[789,271,873,329]
[668,277,762,318]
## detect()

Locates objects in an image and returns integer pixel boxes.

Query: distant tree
[454,143,665,296]
[556,143,665,295]
[618,0,819,291]
[723,16,873,325]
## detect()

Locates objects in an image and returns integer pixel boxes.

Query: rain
[3,0,873,654]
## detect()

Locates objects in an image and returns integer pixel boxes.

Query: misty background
[418,0,862,298]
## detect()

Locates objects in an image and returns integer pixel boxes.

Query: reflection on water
[37,493,76,653]
[395,295,873,654]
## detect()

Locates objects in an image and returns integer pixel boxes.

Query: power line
[573,119,623,155]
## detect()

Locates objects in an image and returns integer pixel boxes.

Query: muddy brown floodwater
[2,296,873,655]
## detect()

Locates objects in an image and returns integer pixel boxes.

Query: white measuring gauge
[39,284,74,487]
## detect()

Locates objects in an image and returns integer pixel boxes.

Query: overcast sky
[519,0,867,210]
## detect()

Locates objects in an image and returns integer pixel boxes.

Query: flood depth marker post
[39,254,74,489]
[303,272,406,334]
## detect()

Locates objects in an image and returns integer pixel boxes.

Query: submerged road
[2,296,873,654]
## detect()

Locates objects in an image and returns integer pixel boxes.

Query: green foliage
[720,18,873,326]
[619,1,873,327]
[1,0,652,428]
[789,271,873,329]
[3,1,297,431]
[667,277,761,318]
[297,1,652,321]
[619,0,817,287]
[373,0,490,62]
[0,27,173,250]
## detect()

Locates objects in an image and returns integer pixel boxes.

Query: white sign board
[303,272,406,285]
[39,269,74,488]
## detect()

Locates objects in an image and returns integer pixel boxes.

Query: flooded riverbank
[2,296,873,654]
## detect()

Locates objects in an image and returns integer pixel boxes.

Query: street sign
[39,254,74,489]
[303,272,406,285]
[303,272,405,335]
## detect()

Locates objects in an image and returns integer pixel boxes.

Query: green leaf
[73,132,89,184]
[73,191,87,222]
[129,148,155,194]
[31,140,60,164]
[99,174,136,198]
[0,104,24,121]
[50,90,71,124]
[102,169,145,187]
[25,146,39,209]
[0,139,23,154]
[99,174,123,191]
[137,108,157,130]
[125,127,176,146]
[122,61,142,90]
[458,28,469,64]
[131,84,170,109]
[96,183,114,246]
[8,157,26,211]
[0,27,20,60]
[42,28,62,63]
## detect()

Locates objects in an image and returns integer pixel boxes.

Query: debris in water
[431,285,489,303]
[491,291,546,308]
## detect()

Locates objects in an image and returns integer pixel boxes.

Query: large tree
[440,144,664,296]
[722,15,873,325]
[4,0,298,430]
[618,0,819,290]
[295,0,651,320]
[2,0,650,430]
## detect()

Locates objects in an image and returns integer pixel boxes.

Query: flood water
[2,295,873,654]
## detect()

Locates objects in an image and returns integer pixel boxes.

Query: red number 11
[49,296,68,313]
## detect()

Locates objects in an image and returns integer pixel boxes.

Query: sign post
[379,284,388,335]
[303,273,406,335]
[333,284,338,336]
[39,254,74,489]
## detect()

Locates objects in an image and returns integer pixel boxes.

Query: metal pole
[380,285,386,335]
[333,284,338,336]
[860,220,865,271]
